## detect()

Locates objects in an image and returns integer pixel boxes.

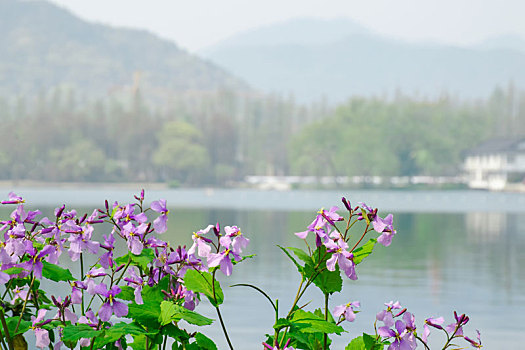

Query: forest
[0,84,523,186]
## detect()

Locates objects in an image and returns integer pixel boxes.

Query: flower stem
[323,292,329,350]
[14,275,35,334]
[212,270,234,350]
[349,224,370,252]
[80,252,85,315]
[415,335,431,350]
[0,309,14,350]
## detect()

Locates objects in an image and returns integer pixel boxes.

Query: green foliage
[194,333,218,350]
[92,322,152,348]
[153,121,210,184]
[346,334,386,350]
[5,317,31,337]
[115,248,155,270]
[159,301,213,326]
[2,267,24,275]
[281,245,343,294]
[141,276,170,303]
[290,309,344,335]
[290,96,503,180]
[118,286,136,301]
[62,324,103,342]
[41,261,76,282]
[352,238,377,265]
[128,300,162,329]
[184,269,224,307]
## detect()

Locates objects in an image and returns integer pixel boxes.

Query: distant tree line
[0,84,523,186]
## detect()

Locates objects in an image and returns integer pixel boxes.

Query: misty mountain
[201,18,525,103]
[0,0,245,101]
[476,34,525,53]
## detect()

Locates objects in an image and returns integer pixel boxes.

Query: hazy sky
[49,0,525,52]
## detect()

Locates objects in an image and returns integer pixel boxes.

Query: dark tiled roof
[466,136,525,155]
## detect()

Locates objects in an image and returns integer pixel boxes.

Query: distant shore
[0,180,524,193]
[0,180,170,190]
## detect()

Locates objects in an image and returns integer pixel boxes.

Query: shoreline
[0,179,524,193]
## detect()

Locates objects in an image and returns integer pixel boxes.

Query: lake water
[3,188,524,348]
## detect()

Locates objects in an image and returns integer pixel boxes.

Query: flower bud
[342,197,352,211]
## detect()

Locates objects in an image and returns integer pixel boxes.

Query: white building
[463,137,525,190]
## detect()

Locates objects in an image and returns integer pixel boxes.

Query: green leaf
[352,239,377,265]
[161,323,190,342]
[273,318,292,331]
[3,267,25,275]
[42,261,76,282]
[159,301,213,326]
[310,245,329,265]
[130,334,150,350]
[142,276,170,304]
[194,332,218,350]
[232,254,256,265]
[304,262,343,294]
[314,308,335,324]
[277,245,303,273]
[62,324,103,342]
[346,334,385,350]
[6,317,31,337]
[290,310,344,335]
[115,248,155,270]
[288,247,313,265]
[93,322,152,348]
[119,286,136,301]
[363,333,385,349]
[128,300,161,329]
[360,209,370,224]
[346,336,366,350]
[183,269,223,307]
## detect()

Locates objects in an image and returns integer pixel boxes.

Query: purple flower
[85,267,107,294]
[94,283,128,322]
[464,330,482,348]
[188,225,214,257]
[219,226,249,255]
[422,316,444,343]
[377,310,395,328]
[31,309,50,349]
[1,192,24,204]
[207,249,239,276]
[52,296,77,323]
[122,222,147,255]
[376,214,396,247]
[325,233,357,280]
[333,301,360,322]
[378,319,416,350]
[70,281,87,304]
[114,204,147,225]
[0,270,9,284]
[11,286,29,304]
[262,339,295,350]
[151,199,169,233]
[124,267,144,304]
[99,232,116,269]
[182,287,199,311]
[385,301,403,310]
[19,243,55,279]
[4,224,26,257]
[445,311,469,336]
[295,207,341,243]
[78,309,98,347]
[67,224,99,261]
